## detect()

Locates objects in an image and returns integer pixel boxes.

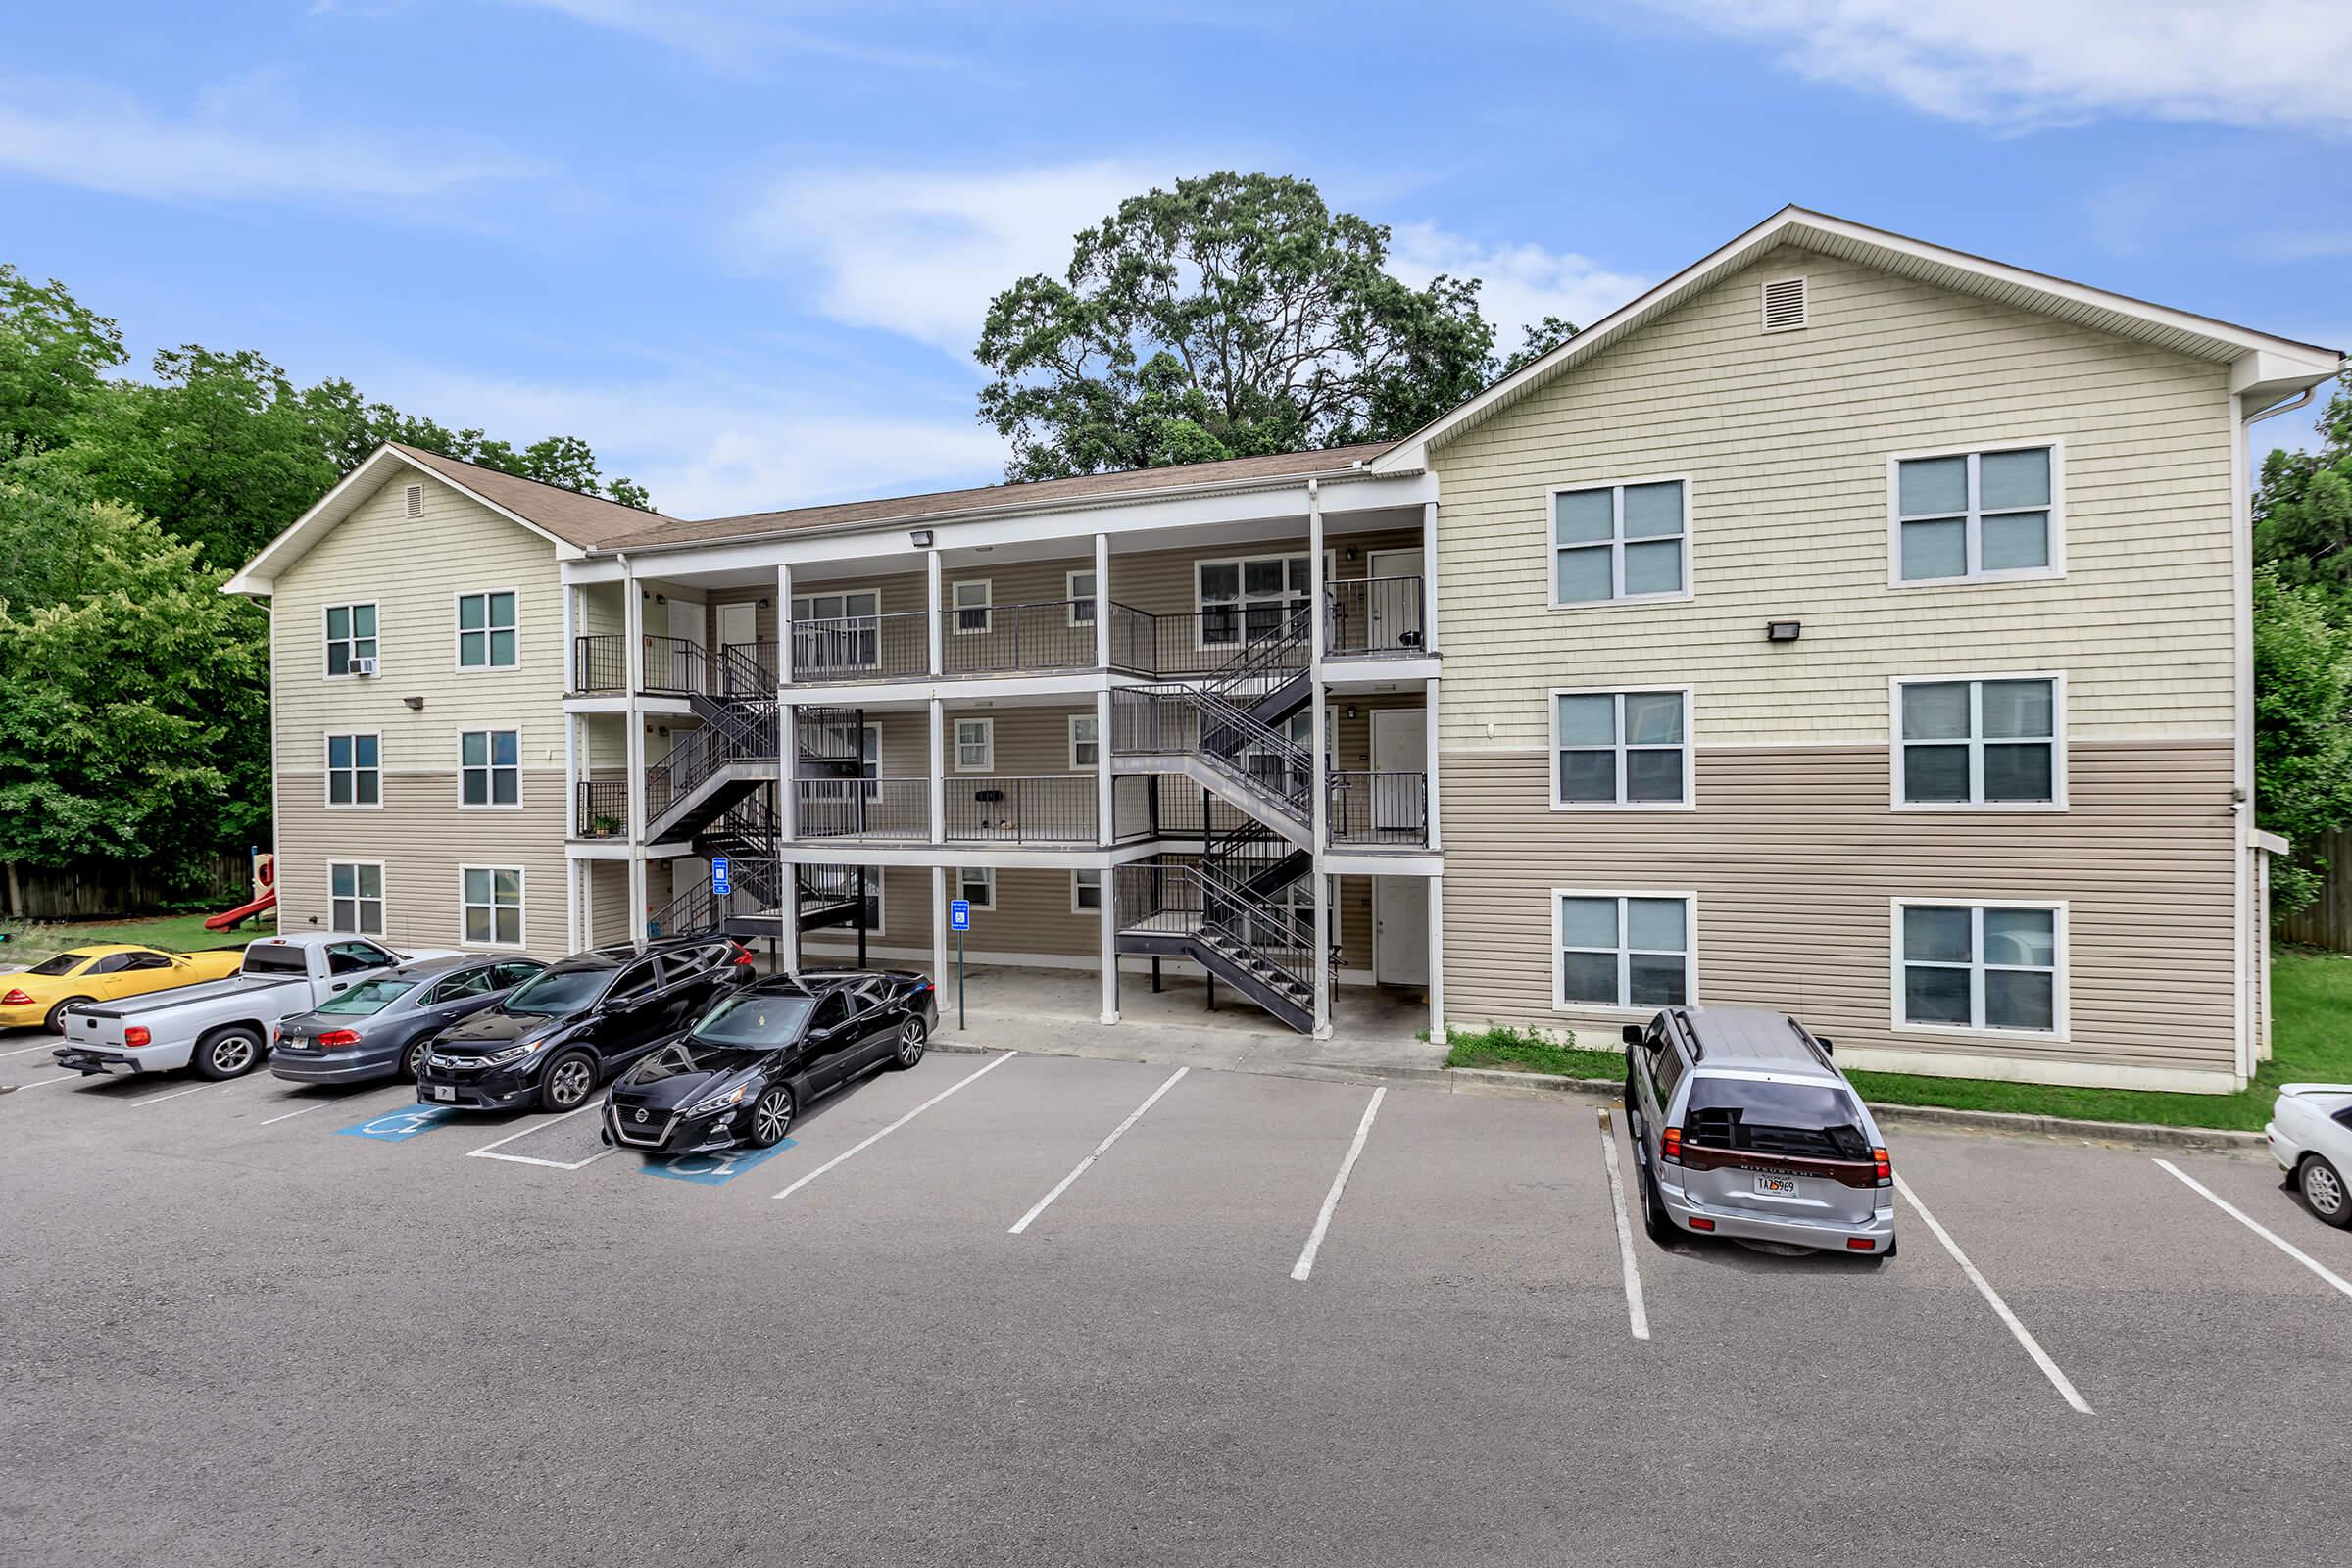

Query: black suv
[416,936,754,1113]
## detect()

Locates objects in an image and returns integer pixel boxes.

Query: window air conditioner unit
[351,657,379,676]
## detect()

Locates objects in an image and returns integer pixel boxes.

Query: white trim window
[325,733,381,808]
[792,590,880,673]
[1893,675,2063,808]
[1549,477,1690,606]
[1197,555,1310,647]
[323,603,377,678]
[1068,712,1100,769]
[1554,892,1693,1010]
[952,579,993,635]
[1891,443,2061,584]
[460,866,525,948]
[329,862,385,935]
[1066,569,1097,627]
[957,866,996,911]
[1550,689,1690,808]
[459,729,522,808]
[953,717,995,773]
[1895,901,2065,1036]
[456,590,518,669]
[1071,867,1102,912]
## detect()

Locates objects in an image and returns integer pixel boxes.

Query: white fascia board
[2231,346,2346,405]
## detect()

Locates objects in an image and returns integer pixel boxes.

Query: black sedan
[418,936,755,1113]
[602,969,938,1154]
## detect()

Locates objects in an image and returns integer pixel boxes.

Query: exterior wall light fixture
[1767,620,1802,642]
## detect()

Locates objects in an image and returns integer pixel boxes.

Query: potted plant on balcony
[588,814,623,838]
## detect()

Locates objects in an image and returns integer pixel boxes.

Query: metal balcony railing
[941,775,1098,844]
[718,641,777,696]
[794,778,931,841]
[573,779,628,839]
[1326,771,1430,847]
[572,634,626,694]
[1325,575,1428,657]
[942,597,1098,676]
[640,635,706,696]
[790,612,927,683]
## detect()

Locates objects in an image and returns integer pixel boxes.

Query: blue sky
[4,1,2347,518]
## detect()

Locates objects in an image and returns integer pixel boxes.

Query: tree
[0,266,125,456]
[2252,565,2352,915]
[1500,315,1580,377]
[2254,371,2351,607]
[976,172,1498,480]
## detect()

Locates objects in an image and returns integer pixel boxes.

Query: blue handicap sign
[336,1104,459,1142]
[642,1140,793,1186]
[949,899,971,932]
[711,856,731,896]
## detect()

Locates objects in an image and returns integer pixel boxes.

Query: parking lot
[4,1040,2348,1567]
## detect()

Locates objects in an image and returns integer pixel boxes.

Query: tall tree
[976,172,1498,481]
[0,266,125,456]
[2252,564,2352,914]
[2254,371,2351,606]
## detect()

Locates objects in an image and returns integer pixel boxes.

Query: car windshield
[1685,1076,1872,1161]
[242,945,310,975]
[26,952,93,976]
[316,979,416,1016]
[688,993,816,1048]
[503,966,617,1016]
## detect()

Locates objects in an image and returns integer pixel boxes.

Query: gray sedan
[271,955,546,1085]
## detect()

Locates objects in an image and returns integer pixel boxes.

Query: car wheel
[1639,1160,1674,1247]
[888,1015,927,1070]
[400,1037,431,1081]
[2299,1155,2351,1228]
[192,1026,266,1081]
[540,1051,597,1112]
[1622,1070,1636,1116]
[747,1083,796,1149]
[44,996,94,1033]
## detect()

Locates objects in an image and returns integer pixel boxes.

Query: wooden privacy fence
[2277,829,2352,953]
[4,855,248,921]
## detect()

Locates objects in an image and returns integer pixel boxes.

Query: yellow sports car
[0,943,248,1032]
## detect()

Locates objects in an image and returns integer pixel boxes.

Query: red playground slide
[204,889,276,932]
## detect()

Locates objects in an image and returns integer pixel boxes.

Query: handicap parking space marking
[1892,1171,2092,1415]
[336,1104,464,1142]
[2154,1157,2352,1302]
[642,1141,795,1186]
[466,1098,612,1171]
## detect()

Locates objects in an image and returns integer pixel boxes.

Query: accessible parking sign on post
[711,857,731,897]
[949,899,970,1030]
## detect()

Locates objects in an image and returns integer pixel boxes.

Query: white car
[2266,1083,2352,1228]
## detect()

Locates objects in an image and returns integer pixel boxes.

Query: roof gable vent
[1761,275,1808,333]
[404,483,423,517]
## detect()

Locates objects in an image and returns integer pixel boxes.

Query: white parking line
[6,1071,83,1091]
[1893,1172,2091,1414]
[2154,1158,2352,1301]
[1593,1108,1651,1341]
[261,1101,331,1126]
[773,1051,1018,1201]
[0,1040,64,1059]
[1009,1066,1188,1235]
[1290,1087,1386,1282]
[131,1083,216,1107]
[466,1098,613,1171]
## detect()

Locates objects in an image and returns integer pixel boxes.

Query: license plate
[430,1086,457,1103]
[281,1037,304,1051]
[1753,1174,1800,1198]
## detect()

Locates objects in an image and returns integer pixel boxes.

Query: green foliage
[1442,1023,1623,1079]
[2254,372,2352,605]
[976,172,1501,481]
[1499,315,1581,377]
[0,265,125,455]
[2253,565,2352,912]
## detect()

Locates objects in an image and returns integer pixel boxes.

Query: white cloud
[0,80,541,203]
[1647,0,2352,132]
[1386,222,1651,347]
[511,1,968,72]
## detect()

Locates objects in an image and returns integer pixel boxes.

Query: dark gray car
[271,955,546,1085]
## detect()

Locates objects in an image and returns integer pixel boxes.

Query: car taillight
[317,1030,361,1049]
[1872,1146,1891,1187]
[1660,1126,1683,1164]
[1,989,31,1005]
[1687,1215,1715,1232]
[732,947,755,967]
[125,1027,151,1047]
[271,1026,282,1044]
[1846,1238,1877,1251]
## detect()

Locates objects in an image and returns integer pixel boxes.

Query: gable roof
[1369,205,2344,472]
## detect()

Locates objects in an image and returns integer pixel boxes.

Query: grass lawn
[1445,946,2352,1132]
[1,909,274,961]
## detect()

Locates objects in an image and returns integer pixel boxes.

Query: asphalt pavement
[2,1043,2346,1567]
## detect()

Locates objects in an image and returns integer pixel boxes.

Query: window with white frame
[1066,569,1097,627]
[461,866,525,947]
[1893,445,2057,583]
[792,590,880,672]
[952,579,992,634]
[1068,712,1100,769]
[329,862,384,934]
[953,718,994,772]
[325,733,380,807]
[957,866,996,910]
[459,729,521,807]
[1556,893,1692,1008]
[456,591,517,668]
[1896,677,2059,806]
[1897,902,2062,1034]
[1551,479,1688,605]
[323,603,376,677]
[1552,690,1689,807]
[1071,867,1102,912]
[1198,555,1310,646]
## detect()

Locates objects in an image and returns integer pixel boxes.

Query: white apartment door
[715,601,759,692]
[666,599,708,692]
[1367,547,1425,651]
[1374,875,1430,987]
[1369,707,1427,833]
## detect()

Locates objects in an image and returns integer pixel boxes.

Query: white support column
[1307,480,1332,1040]
[1093,532,1111,670]
[563,707,579,841]
[777,858,801,975]
[564,857,582,954]
[1427,873,1446,1045]
[1420,499,1439,651]
[928,698,946,844]
[931,865,950,1000]
[1094,690,1113,848]
[780,703,799,843]
[622,557,649,944]
[561,579,577,695]
[926,550,944,677]
[776,563,794,686]
[1425,676,1443,853]
[1099,869,1119,1025]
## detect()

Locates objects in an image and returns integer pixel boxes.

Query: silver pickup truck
[54,933,458,1081]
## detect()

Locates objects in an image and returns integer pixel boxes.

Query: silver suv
[1621,1005,1896,1256]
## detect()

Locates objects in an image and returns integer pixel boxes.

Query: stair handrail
[1198,601,1310,707]
[1114,683,1311,821]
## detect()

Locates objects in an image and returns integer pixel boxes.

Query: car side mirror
[1815,1035,1834,1054]
[1620,1024,1643,1047]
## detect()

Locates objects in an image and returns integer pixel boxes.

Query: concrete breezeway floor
[3,1043,2349,1567]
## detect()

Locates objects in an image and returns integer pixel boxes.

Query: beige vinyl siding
[1433,246,2237,749]
[1439,740,2236,1086]
[584,859,630,949]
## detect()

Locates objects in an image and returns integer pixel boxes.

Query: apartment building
[226,207,2341,1093]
